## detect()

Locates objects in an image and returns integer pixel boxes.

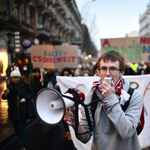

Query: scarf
[93,78,130,105]
[34,75,41,81]
[13,81,20,120]
[115,78,123,96]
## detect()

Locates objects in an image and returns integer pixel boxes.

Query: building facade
[0,0,82,77]
[139,3,150,37]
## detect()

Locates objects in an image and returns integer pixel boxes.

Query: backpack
[91,87,144,135]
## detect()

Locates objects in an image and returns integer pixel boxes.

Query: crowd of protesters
[3,57,150,150]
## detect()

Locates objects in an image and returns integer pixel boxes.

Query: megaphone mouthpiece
[50,93,74,110]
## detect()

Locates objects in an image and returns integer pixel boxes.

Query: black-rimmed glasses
[99,67,120,74]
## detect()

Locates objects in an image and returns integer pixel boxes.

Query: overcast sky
[75,0,149,50]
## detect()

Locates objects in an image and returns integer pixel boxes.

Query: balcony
[57,6,64,13]
[63,27,69,32]
[59,25,65,30]
[47,0,53,4]
[29,1,35,10]
[43,9,53,17]
[61,11,66,17]
[50,35,62,45]
[36,0,46,11]
[26,0,32,2]
[36,29,50,39]
[2,16,21,31]
[51,15,57,21]
[56,21,61,26]
[53,1,60,7]
[68,29,75,35]
[36,24,50,38]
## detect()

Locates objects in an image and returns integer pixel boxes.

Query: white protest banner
[56,75,150,149]
[31,45,78,69]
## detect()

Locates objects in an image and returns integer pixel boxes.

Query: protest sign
[31,45,78,69]
[101,37,150,63]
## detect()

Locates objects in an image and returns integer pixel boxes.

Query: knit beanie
[10,67,21,78]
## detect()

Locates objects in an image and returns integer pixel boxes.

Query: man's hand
[40,78,43,82]
[64,108,75,127]
[20,98,25,103]
[99,80,115,99]
[5,88,10,96]
[64,108,85,140]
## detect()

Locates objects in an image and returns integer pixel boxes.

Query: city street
[0,80,14,142]
[0,80,150,150]
[1,118,76,150]
[0,80,77,150]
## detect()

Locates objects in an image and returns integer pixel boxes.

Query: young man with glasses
[64,50,143,150]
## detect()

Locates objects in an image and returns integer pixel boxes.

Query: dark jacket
[44,71,57,88]
[31,75,44,98]
[2,80,33,122]
[124,67,137,75]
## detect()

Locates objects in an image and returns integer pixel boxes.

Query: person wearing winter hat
[10,67,21,78]
[2,67,33,150]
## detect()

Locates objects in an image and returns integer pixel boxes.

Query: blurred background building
[139,3,150,37]
[0,0,98,78]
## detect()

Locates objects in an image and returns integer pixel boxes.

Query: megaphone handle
[67,109,74,126]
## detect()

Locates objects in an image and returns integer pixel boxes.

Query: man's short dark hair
[98,50,125,72]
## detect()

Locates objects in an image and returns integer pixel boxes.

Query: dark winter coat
[43,71,57,88]
[31,75,44,98]
[2,80,33,122]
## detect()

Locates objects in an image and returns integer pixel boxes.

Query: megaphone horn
[35,88,85,126]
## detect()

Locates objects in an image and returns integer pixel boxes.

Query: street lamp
[81,0,96,24]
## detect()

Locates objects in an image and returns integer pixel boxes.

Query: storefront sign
[21,38,32,48]
[0,38,8,77]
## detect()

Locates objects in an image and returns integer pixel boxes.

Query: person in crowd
[23,60,30,82]
[93,62,99,76]
[18,62,23,75]
[2,68,33,150]
[80,62,93,76]
[55,67,74,92]
[137,61,147,75]
[31,68,44,124]
[82,71,90,76]
[64,50,143,150]
[6,64,11,85]
[130,62,139,74]
[43,68,58,88]
[54,67,76,149]
[60,67,74,77]
[6,64,11,77]
[124,61,137,75]
[144,62,150,74]
[74,68,81,76]
[88,62,94,75]
[31,68,44,102]
[74,64,82,76]
[11,63,16,71]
